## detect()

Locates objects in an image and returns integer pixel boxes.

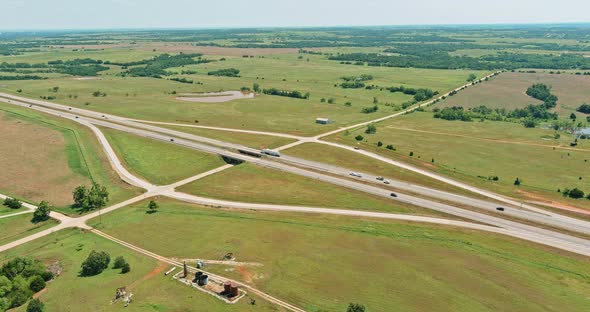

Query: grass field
[283,142,486,197]
[88,198,590,312]
[437,71,590,117]
[0,102,141,215]
[326,111,590,209]
[0,228,278,312]
[160,124,297,149]
[102,127,226,185]
[0,48,488,135]
[177,163,440,216]
[0,214,57,246]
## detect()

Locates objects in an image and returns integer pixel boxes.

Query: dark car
[496,207,505,211]
[390,193,398,197]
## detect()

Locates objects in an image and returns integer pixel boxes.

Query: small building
[316,117,331,124]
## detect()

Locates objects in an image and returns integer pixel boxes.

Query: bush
[121,263,131,274]
[347,303,366,312]
[360,105,378,114]
[576,103,590,114]
[29,276,46,293]
[377,141,383,147]
[386,145,395,150]
[365,124,377,134]
[26,299,44,312]
[568,188,585,199]
[113,256,127,269]
[354,135,364,141]
[207,68,240,77]
[514,177,522,186]
[80,251,111,276]
[3,197,22,209]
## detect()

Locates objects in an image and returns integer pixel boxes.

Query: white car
[349,172,362,178]
[383,180,390,184]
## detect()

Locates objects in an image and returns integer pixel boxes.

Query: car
[170,138,175,142]
[376,176,384,181]
[390,193,398,197]
[349,172,362,178]
[496,207,505,211]
[354,147,360,150]
[383,180,390,184]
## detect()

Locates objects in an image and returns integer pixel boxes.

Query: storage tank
[230,283,239,297]
[199,275,209,286]
[194,271,203,283]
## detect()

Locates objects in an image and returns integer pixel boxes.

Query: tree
[113,256,127,269]
[570,112,577,121]
[80,250,111,276]
[3,197,22,209]
[514,177,522,186]
[347,303,366,312]
[576,103,590,114]
[252,83,260,93]
[568,188,585,199]
[72,183,109,211]
[121,263,131,274]
[467,73,477,82]
[409,151,414,156]
[327,98,335,104]
[26,299,44,312]
[376,141,383,147]
[354,135,364,141]
[365,124,377,134]
[29,276,46,293]
[148,200,158,213]
[51,86,59,92]
[32,201,51,223]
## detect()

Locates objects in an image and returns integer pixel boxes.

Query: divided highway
[1,93,590,257]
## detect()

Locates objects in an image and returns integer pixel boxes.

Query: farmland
[88,198,590,312]
[438,71,590,117]
[325,111,590,209]
[0,102,140,215]
[2,25,590,312]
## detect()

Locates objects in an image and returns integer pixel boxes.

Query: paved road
[3,91,590,236]
[2,93,590,257]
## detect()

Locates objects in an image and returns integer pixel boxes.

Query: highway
[1,93,590,257]
[2,92,590,236]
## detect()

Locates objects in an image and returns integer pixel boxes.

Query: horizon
[3,22,590,33]
[2,0,590,31]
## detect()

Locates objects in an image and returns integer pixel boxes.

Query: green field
[326,111,590,209]
[0,102,141,215]
[0,50,488,135]
[102,128,226,185]
[0,214,57,246]
[438,71,590,117]
[0,228,278,312]
[88,198,590,312]
[161,124,297,149]
[178,163,439,216]
[283,142,484,197]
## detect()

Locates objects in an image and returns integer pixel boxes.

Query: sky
[1,0,590,30]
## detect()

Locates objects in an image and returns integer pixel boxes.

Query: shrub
[113,256,127,269]
[365,124,377,134]
[3,197,22,209]
[121,263,131,274]
[354,135,364,141]
[29,276,46,293]
[26,299,44,312]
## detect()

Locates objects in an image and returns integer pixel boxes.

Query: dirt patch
[128,262,168,290]
[236,266,254,284]
[517,190,590,215]
[0,113,89,205]
[33,287,48,299]
[176,91,254,103]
